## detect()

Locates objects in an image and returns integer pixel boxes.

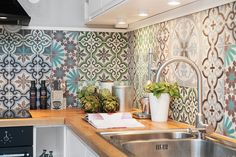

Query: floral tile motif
[104,32,128,54]
[129,1,236,138]
[12,98,30,115]
[24,54,51,85]
[11,70,33,95]
[127,31,136,86]
[66,69,80,94]
[0,29,53,109]
[51,31,79,107]
[77,32,129,82]
[12,46,35,68]
[78,57,102,81]
[168,16,201,87]
[24,29,52,55]
[222,116,235,139]
[0,29,129,108]
[224,45,236,138]
[51,42,65,68]
[128,24,161,107]
[52,31,128,106]
[201,5,230,132]
[78,31,103,54]
[169,86,198,125]
[225,2,236,42]
[94,46,113,66]
[0,29,24,54]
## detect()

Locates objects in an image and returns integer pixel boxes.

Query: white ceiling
[87,0,199,26]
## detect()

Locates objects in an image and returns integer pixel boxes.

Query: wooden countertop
[0,109,83,127]
[0,109,235,157]
[65,114,194,157]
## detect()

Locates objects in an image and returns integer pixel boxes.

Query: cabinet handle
[0,153,28,157]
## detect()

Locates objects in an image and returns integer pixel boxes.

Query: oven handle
[0,153,29,157]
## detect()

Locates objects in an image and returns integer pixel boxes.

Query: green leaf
[144,81,181,100]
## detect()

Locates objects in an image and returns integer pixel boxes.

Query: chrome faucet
[155,56,208,131]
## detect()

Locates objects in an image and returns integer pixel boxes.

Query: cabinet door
[66,128,99,157]
[85,0,126,22]
[86,150,99,157]
[34,126,65,157]
[101,0,125,9]
[101,0,113,7]
[88,0,102,19]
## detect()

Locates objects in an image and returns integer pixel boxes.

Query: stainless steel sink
[98,129,236,157]
[99,129,194,144]
[122,138,236,157]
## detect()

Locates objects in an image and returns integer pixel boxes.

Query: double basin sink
[98,129,236,157]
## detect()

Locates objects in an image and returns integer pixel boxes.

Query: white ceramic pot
[149,93,170,122]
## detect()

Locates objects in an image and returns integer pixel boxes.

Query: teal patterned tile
[0,29,129,108]
[52,30,79,106]
[224,44,236,138]
[51,41,65,68]
[66,69,80,95]
[24,29,52,55]
[0,28,24,54]
[223,116,236,139]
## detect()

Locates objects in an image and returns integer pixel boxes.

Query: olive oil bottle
[30,81,37,110]
[40,80,47,109]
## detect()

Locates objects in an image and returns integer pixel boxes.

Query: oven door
[0,146,33,157]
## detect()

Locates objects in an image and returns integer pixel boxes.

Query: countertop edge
[1,109,236,157]
[65,116,128,157]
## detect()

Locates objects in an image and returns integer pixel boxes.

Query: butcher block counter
[0,109,235,157]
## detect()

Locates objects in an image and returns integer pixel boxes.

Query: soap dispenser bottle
[30,81,37,110]
[40,80,47,109]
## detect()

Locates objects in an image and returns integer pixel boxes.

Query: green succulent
[144,82,180,99]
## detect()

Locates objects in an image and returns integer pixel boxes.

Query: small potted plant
[144,82,180,122]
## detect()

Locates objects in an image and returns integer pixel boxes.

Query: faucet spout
[155,56,207,129]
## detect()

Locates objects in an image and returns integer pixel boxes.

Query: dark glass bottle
[39,149,47,157]
[49,151,53,157]
[30,81,37,110]
[40,80,47,109]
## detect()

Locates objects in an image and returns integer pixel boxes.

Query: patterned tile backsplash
[224,45,236,138]
[52,31,128,106]
[0,1,235,139]
[0,29,128,108]
[0,29,52,111]
[128,1,236,138]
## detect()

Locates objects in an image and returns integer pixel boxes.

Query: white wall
[18,0,86,28]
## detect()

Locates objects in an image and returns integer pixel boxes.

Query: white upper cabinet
[87,0,102,20]
[85,0,198,28]
[85,0,235,29]
[85,0,126,22]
